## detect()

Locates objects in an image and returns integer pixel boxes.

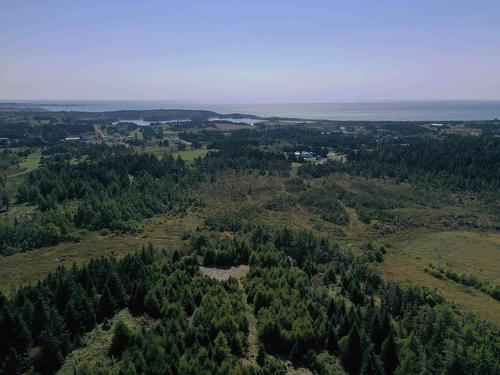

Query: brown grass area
[0,213,201,294]
[379,230,500,325]
[401,231,500,283]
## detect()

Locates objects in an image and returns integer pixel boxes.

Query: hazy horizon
[3,99,500,104]
[2,1,500,102]
[3,99,499,121]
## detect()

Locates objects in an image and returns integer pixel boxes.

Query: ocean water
[3,100,500,121]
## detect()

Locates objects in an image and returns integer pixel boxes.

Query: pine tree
[109,321,134,359]
[445,352,466,375]
[1,347,26,375]
[380,330,398,375]
[327,318,339,354]
[99,286,117,320]
[144,290,161,318]
[395,333,424,375]
[360,346,384,375]
[340,324,364,375]
[257,341,266,366]
[106,272,128,307]
[0,305,32,355]
[214,331,230,364]
[31,297,49,341]
[119,350,138,375]
[34,329,64,374]
[64,299,83,340]
[172,250,180,263]
[128,282,147,316]
[372,310,390,353]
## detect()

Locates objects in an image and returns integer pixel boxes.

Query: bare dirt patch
[200,265,250,281]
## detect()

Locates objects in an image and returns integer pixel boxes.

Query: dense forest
[297,136,500,195]
[0,123,95,147]
[347,137,500,192]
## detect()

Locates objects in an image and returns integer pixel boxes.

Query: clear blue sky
[1,0,499,102]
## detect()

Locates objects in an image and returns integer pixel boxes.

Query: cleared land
[200,265,250,281]
[6,151,41,177]
[172,148,215,161]
[4,151,42,197]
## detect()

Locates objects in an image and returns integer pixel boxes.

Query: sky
[1,0,499,102]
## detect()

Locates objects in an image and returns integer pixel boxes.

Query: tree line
[299,136,500,195]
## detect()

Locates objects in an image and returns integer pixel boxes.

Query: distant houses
[293,150,317,159]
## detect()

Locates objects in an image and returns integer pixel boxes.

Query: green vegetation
[1,110,499,374]
[1,230,499,375]
[7,151,41,177]
[1,146,197,254]
[425,263,500,301]
[172,148,214,161]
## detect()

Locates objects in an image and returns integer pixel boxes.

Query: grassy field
[0,213,201,294]
[379,230,500,325]
[6,151,41,177]
[135,146,215,161]
[397,231,500,283]
[172,148,215,161]
[4,151,42,199]
[135,145,172,157]
[290,162,303,176]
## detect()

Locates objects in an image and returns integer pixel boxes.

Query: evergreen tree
[380,330,398,375]
[214,331,230,364]
[360,346,384,375]
[120,350,139,375]
[340,324,364,375]
[34,329,65,374]
[257,342,266,366]
[371,310,390,353]
[326,318,339,354]
[109,321,134,359]
[143,290,161,318]
[98,286,117,320]
[105,272,128,307]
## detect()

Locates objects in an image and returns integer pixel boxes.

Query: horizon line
[2,98,500,104]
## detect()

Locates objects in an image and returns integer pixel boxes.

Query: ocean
[3,100,500,121]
